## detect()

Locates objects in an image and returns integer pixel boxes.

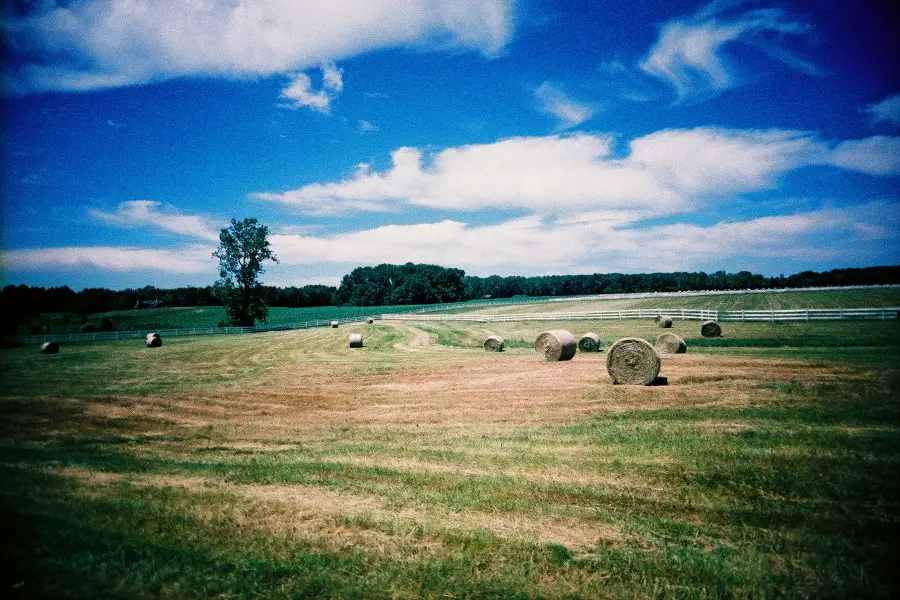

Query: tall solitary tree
[212,218,278,326]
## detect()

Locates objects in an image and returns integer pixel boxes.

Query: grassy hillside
[2,318,898,598]
[466,287,900,315]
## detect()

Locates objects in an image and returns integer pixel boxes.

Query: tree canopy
[212,218,278,326]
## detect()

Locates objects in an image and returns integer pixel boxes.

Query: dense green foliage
[333,263,466,306]
[212,218,278,326]
[463,265,900,299]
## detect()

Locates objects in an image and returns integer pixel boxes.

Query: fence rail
[383,307,900,323]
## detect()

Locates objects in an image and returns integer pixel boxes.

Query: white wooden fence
[383,307,900,323]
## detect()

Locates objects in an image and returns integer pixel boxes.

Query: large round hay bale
[606,338,661,385]
[348,333,363,348]
[578,332,603,352]
[330,321,339,328]
[483,335,504,352]
[146,332,162,348]
[655,333,686,354]
[40,341,59,354]
[657,316,673,328]
[366,317,375,324]
[701,320,722,337]
[534,330,577,361]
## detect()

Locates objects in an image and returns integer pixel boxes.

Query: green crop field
[2,307,899,597]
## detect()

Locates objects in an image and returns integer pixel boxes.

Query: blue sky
[2,0,898,290]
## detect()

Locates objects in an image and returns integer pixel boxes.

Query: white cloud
[865,94,900,127]
[5,0,513,93]
[252,127,847,217]
[262,201,900,275]
[6,202,897,280]
[255,127,897,218]
[639,4,816,102]
[828,136,900,176]
[2,245,215,274]
[280,63,343,112]
[534,82,594,129]
[90,200,222,241]
[359,119,378,132]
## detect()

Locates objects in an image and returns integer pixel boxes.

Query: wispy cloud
[280,63,343,112]
[253,127,897,217]
[4,0,514,94]
[865,94,900,127]
[90,201,221,241]
[359,119,378,132]
[2,245,215,274]
[6,201,897,278]
[534,82,594,129]
[828,136,900,176]
[639,3,817,102]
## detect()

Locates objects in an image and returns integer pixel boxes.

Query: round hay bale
[655,333,686,354]
[366,317,375,324]
[700,320,722,337]
[146,333,162,348]
[483,335,504,352]
[40,341,59,354]
[534,330,577,361]
[658,316,673,328]
[330,321,339,328]
[578,332,603,352]
[606,338,661,385]
[348,333,363,348]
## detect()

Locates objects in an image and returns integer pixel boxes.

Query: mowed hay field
[1,313,899,598]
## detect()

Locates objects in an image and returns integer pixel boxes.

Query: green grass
[2,318,898,598]
[469,287,900,315]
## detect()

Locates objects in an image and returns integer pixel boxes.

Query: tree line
[3,263,897,326]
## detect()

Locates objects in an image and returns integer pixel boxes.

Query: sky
[1,0,899,290]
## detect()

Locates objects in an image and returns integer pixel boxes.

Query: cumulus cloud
[280,63,343,112]
[4,0,513,93]
[90,200,221,241]
[639,3,817,102]
[2,245,215,274]
[263,201,900,275]
[865,94,900,127]
[258,127,893,217]
[534,82,594,129]
[255,127,899,218]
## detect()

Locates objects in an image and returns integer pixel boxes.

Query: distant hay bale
[701,320,722,337]
[578,332,603,352]
[655,333,686,354]
[330,321,339,328]
[40,341,59,354]
[534,330,577,361]
[348,333,363,348]
[658,316,673,328]
[366,318,375,324]
[146,333,162,348]
[483,335,504,352]
[606,338,661,385]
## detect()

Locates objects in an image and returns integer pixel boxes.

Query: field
[2,295,899,598]
[466,287,900,315]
